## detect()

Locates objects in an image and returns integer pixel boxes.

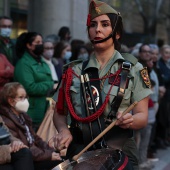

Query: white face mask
[43,49,54,59]
[0,28,12,37]
[78,53,89,61]
[15,99,29,113]
[63,51,72,60]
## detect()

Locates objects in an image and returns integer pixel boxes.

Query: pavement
[151,146,170,170]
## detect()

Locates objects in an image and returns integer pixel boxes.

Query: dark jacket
[0,36,17,66]
[0,106,54,161]
[158,58,170,100]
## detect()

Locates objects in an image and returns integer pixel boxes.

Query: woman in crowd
[70,44,89,62]
[52,41,72,80]
[14,32,58,131]
[42,40,58,83]
[0,116,34,170]
[58,26,71,42]
[52,1,152,169]
[0,82,62,170]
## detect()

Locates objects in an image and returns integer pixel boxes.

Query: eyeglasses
[44,47,54,50]
[141,50,151,54]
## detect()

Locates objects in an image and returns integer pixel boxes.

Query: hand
[115,111,134,129]
[53,83,58,90]
[159,86,166,98]
[51,152,62,161]
[10,141,27,153]
[54,129,73,151]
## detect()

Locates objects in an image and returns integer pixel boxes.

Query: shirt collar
[84,50,125,71]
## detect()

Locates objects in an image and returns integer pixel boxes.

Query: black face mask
[33,44,44,56]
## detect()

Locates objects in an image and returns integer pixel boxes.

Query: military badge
[95,7,101,14]
[140,67,151,88]
[86,85,99,111]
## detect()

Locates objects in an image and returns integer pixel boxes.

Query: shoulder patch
[140,67,151,88]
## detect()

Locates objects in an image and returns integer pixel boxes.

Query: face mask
[0,28,11,37]
[63,51,72,60]
[43,49,54,59]
[78,53,89,61]
[15,99,29,113]
[33,44,44,56]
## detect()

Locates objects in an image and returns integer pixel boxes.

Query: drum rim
[52,148,123,170]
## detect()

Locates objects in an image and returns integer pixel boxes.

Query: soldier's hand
[54,129,73,151]
[51,152,62,161]
[115,111,133,129]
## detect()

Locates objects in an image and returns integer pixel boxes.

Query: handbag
[37,99,58,147]
[0,122,11,145]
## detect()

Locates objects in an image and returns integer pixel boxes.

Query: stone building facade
[0,0,169,46]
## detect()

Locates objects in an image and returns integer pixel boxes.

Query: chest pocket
[103,85,119,104]
[69,77,82,115]
[103,84,132,105]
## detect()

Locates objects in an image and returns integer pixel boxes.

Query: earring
[116,34,120,40]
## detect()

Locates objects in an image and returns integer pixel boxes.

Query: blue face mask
[0,28,11,37]
[78,53,89,61]
[63,51,72,60]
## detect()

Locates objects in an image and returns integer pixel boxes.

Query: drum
[52,148,131,170]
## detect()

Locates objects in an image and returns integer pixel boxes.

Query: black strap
[81,60,107,149]
[107,61,131,121]
[105,61,133,148]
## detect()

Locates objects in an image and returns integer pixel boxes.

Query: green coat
[14,52,54,124]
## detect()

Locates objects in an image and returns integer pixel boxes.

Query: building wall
[0,0,169,44]
[0,1,4,15]
[28,0,88,42]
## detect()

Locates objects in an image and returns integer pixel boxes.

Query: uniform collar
[84,50,125,71]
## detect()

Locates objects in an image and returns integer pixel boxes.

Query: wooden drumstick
[72,101,138,161]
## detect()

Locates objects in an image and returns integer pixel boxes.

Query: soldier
[53,1,152,170]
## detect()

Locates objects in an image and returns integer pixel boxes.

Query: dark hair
[58,26,70,41]
[15,32,42,58]
[0,82,24,107]
[0,16,12,21]
[70,45,88,61]
[107,13,123,51]
[139,44,149,53]
[53,41,69,59]
[85,42,94,55]
[87,13,123,51]
[70,39,85,60]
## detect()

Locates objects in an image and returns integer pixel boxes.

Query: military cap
[87,0,121,26]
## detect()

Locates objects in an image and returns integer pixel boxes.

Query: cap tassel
[86,14,91,26]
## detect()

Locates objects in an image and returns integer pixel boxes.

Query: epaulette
[63,59,83,72]
[121,53,138,65]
